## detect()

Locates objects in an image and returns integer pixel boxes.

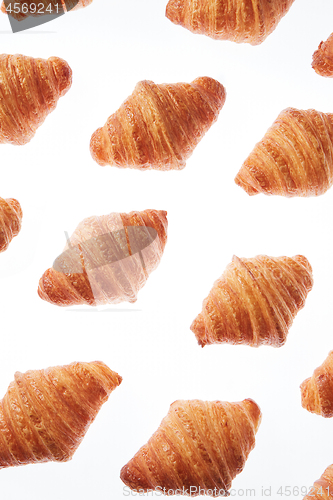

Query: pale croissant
[1,0,92,21]
[191,255,313,348]
[312,33,333,78]
[0,54,72,145]
[165,0,295,45]
[0,197,22,252]
[235,108,333,197]
[0,361,122,468]
[90,77,226,170]
[121,399,261,496]
[300,351,333,418]
[38,209,168,306]
[303,465,333,500]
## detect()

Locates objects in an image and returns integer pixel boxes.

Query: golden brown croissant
[0,54,72,145]
[191,255,313,348]
[1,0,92,21]
[0,361,122,468]
[0,197,22,252]
[235,108,333,197]
[300,351,333,418]
[38,209,168,306]
[312,33,333,78]
[121,399,261,497]
[165,0,295,45]
[303,465,333,500]
[90,77,226,170]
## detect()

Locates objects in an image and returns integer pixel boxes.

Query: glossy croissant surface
[0,197,22,252]
[301,351,333,418]
[38,209,168,306]
[235,108,333,197]
[0,361,122,468]
[312,33,333,78]
[121,399,261,496]
[90,77,226,170]
[303,465,333,500]
[165,0,295,45]
[191,255,313,348]
[1,0,92,21]
[0,54,72,145]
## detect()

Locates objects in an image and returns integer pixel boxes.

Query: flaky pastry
[0,54,72,145]
[166,0,295,45]
[90,77,226,170]
[38,209,168,306]
[0,361,122,468]
[121,399,261,496]
[191,255,313,347]
[235,108,333,197]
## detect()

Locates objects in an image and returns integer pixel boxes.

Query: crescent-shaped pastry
[235,108,333,197]
[301,351,333,418]
[121,399,262,497]
[0,361,122,468]
[165,0,295,45]
[303,465,333,499]
[0,54,72,145]
[38,209,168,306]
[191,255,313,348]
[1,0,92,21]
[312,33,333,78]
[90,77,226,170]
[0,197,22,252]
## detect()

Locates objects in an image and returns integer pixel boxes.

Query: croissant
[312,33,333,78]
[300,351,333,418]
[165,0,295,45]
[1,0,92,21]
[0,361,122,468]
[0,54,72,145]
[90,77,226,171]
[121,399,261,497]
[38,209,168,306]
[235,108,333,197]
[0,197,22,252]
[303,465,333,500]
[191,255,313,348]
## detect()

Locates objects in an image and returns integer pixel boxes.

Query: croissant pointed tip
[234,171,260,195]
[5,198,23,220]
[90,128,111,166]
[48,57,72,97]
[190,314,207,347]
[242,399,262,432]
[120,461,152,491]
[192,76,226,107]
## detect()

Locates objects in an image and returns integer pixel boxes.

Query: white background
[0,0,332,498]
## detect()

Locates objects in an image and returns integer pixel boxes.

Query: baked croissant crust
[300,351,333,418]
[121,399,261,497]
[235,108,333,197]
[0,361,122,468]
[90,77,226,170]
[1,0,92,21]
[0,54,72,145]
[38,209,168,306]
[312,33,333,78]
[303,465,333,500]
[165,0,295,46]
[0,197,22,252]
[191,255,313,348]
